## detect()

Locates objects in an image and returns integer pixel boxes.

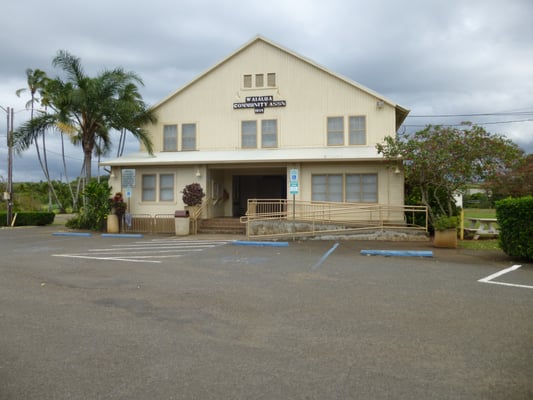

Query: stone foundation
[248,220,429,241]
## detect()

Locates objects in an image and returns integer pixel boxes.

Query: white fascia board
[100,147,383,167]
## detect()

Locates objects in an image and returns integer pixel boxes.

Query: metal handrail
[190,199,210,235]
[244,199,428,238]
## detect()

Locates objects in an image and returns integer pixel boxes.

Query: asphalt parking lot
[1,226,532,400]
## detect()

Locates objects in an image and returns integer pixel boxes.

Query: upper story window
[349,116,366,145]
[241,120,257,148]
[182,123,196,151]
[243,74,252,88]
[267,73,276,87]
[327,115,367,146]
[261,119,278,148]
[163,124,177,151]
[327,117,344,146]
[243,73,276,89]
[163,123,196,151]
[255,74,264,87]
[242,119,279,149]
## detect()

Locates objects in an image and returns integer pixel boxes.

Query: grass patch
[463,208,496,219]
[459,239,500,250]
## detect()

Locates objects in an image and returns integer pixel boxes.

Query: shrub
[433,215,459,231]
[77,180,112,231]
[496,196,533,261]
[0,212,55,227]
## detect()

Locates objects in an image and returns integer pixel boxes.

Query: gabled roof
[153,35,409,128]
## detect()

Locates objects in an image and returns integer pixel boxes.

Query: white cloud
[1,0,532,181]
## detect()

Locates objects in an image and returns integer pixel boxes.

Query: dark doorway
[232,175,287,217]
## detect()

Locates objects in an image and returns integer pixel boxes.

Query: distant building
[101,36,409,219]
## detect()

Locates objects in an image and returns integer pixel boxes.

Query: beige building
[102,36,409,221]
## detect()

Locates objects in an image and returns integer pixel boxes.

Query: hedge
[495,196,533,261]
[0,212,55,227]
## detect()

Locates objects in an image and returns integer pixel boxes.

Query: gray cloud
[1,0,532,181]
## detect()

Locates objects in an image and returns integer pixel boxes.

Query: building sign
[121,168,136,188]
[233,96,286,114]
[289,168,299,195]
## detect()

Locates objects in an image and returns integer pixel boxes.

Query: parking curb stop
[360,249,433,257]
[232,240,289,247]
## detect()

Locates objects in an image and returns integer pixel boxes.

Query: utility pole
[8,106,13,225]
[2,106,13,226]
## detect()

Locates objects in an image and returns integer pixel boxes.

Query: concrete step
[197,218,246,234]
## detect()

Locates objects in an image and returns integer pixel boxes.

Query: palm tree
[14,50,155,183]
[16,69,66,212]
[114,82,157,157]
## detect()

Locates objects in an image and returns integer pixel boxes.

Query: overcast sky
[1,0,532,182]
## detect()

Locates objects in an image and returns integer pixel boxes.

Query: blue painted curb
[232,240,289,247]
[360,250,433,257]
[101,233,144,239]
[52,232,92,237]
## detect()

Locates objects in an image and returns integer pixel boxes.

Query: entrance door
[232,175,287,217]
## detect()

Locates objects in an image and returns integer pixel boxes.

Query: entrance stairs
[197,217,246,235]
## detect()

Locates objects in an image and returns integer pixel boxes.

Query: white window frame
[346,173,377,203]
[311,174,343,202]
[267,73,276,87]
[159,174,175,202]
[181,123,196,151]
[261,119,278,148]
[142,174,156,202]
[312,173,378,203]
[163,124,177,151]
[241,120,257,148]
[349,116,366,145]
[243,74,252,88]
[142,173,176,202]
[327,117,344,146]
[255,73,264,88]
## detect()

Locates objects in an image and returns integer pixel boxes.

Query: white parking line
[478,264,533,289]
[52,239,230,263]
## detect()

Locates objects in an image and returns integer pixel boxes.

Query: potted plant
[433,215,459,248]
[107,192,127,233]
[182,183,205,216]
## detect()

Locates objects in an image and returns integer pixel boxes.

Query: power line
[404,118,533,128]
[407,110,533,118]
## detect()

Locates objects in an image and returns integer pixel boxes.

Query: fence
[122,214,175,234]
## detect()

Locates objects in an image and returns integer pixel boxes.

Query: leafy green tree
[16,69,66,212]
[377,124,524,224]
[485,153,533,200]
[14,50,155,183]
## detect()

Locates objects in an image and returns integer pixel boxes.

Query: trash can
[174,210,190,235]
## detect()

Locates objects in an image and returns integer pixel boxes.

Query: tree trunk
[84,149,92,181]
